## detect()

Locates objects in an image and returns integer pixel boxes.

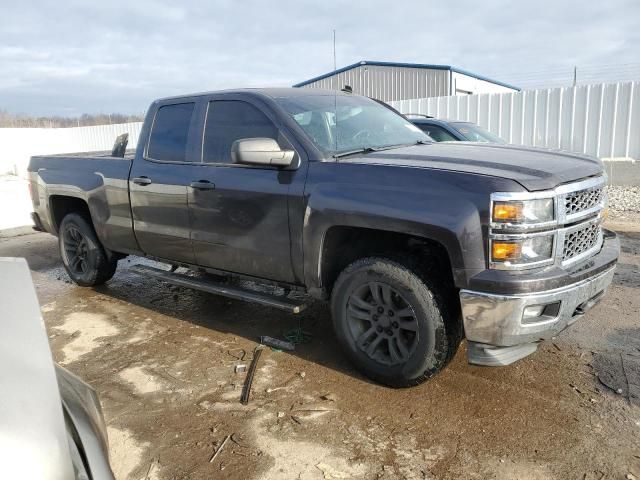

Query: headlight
[492,198,554,225]
[490,235,554,267]
[489,193,557,269]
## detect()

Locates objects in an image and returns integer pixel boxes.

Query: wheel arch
[49,195,92,234]
[318,225,457,298]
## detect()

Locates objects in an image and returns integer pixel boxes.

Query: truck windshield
[275,94,430,156]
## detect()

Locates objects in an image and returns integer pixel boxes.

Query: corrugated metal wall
[299,65,451,101]
[1,122,143,175]
[390,81,640,161]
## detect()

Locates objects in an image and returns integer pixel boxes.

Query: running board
[129,264,307,314]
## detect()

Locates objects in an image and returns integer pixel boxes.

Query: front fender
[301,162,523,292]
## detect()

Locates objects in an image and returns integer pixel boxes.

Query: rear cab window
[147,102,196,162]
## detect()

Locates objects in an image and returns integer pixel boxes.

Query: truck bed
[28,151,137,254]
[30,148,135,160]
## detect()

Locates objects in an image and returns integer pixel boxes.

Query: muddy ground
[1,218,639,480]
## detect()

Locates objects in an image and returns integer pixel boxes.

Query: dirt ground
[1,218,639,480]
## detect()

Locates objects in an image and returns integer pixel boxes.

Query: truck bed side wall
[28,155,140,254]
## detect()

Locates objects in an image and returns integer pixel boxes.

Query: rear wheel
[331,256,459,387]
[59,213,117,286]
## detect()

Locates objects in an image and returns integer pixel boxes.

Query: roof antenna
[333,29,337,72]
[333,29,338,153]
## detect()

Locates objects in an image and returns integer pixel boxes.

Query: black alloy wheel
[62,225,91,275]
[58,213,118,286]
[346,281,419,366]
[331,256,461,387]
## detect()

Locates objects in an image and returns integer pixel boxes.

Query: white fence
[389,81,640,162]
[0,122,143,176]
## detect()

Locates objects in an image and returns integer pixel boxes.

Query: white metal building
[293,60,520,102]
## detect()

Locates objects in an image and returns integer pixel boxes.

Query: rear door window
[203,100,279,164]
[147,102,195,162]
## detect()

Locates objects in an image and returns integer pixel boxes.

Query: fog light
[522,302,561,324]
[523,305,545,320]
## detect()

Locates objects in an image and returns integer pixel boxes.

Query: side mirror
[231,138,295,167]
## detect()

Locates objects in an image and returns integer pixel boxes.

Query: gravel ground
[608,186,640,214]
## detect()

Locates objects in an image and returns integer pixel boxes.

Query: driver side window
[203,101,279,164]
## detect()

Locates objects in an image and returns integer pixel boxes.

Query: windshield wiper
[333,142,423,159]
[333,147,379,159]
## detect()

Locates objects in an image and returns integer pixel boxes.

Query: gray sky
[1,0,638,116]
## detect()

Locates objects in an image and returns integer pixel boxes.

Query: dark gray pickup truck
[29,88,619,387]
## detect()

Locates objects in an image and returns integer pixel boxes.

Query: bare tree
[0,110,144,128]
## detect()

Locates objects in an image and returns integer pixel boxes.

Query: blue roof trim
[292,60,520,91]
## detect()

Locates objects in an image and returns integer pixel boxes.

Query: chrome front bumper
[460,266,616,366]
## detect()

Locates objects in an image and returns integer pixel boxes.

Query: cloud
[0,0,638,115]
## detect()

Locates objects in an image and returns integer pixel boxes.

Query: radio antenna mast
[333,29,337,72]
[332,29,338,152]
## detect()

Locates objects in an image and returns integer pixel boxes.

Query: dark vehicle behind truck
[407,115,507,143]
[29,88,619,387]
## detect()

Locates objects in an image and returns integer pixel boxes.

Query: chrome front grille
[562,222,600,262]
[557,178,606,265]
[564,186,605,218]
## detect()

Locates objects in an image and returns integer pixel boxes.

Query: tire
[59,213,117,286]
[330,256,460,388]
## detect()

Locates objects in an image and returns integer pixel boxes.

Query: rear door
[187,96,302,283]
[129,100,203,264]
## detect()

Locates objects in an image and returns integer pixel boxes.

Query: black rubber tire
[59,213,117,286]
[331,256,460,388]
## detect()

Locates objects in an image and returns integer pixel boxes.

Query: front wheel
[331,257,459,387]
[59,213,117,286]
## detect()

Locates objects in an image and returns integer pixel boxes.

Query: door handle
[132,176,152,186]
[190,180,216,190]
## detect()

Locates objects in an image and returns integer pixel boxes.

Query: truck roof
[155,87,351,103]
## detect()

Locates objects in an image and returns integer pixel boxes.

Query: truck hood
[338,142,604,191]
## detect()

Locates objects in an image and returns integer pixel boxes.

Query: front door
[130,101,200,264]
[188,98,299,283]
